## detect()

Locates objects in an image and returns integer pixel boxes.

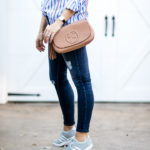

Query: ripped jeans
[46,15,94,132]
[48,43,94,132]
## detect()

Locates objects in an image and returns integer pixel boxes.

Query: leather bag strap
[51,0,88,24]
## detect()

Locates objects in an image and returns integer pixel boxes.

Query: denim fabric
[48,44,94,132]
[46,15,94,132]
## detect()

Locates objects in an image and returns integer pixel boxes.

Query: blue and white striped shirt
[41,0,88,25]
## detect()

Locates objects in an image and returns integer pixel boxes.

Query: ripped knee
[65,60,72,70]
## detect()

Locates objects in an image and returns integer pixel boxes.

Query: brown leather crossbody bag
[50,0,95,58]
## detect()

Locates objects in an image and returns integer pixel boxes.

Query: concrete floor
[0,102,150,150]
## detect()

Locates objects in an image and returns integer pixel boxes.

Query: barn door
[88,0,118,101]
[88,0,150,102]
[115,0,150,101]
[7,0,150,102]
[7,0,57,101]
[7,0,119,102]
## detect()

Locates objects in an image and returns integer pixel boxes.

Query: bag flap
[53,20,91,48]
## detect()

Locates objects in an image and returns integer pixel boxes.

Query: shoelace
[55,133,68,143]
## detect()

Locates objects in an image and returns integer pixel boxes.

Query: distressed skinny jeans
[48,42,94,132]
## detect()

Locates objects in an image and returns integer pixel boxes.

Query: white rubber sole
[84,144,93,150]
[64,143,93,150]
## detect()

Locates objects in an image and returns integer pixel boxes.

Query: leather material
[52,19,95,53]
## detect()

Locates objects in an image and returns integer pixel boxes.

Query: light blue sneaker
[53,125,76,147]
[64,135,93,150]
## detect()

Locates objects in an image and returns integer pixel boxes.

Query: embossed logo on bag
[65,31,79,44]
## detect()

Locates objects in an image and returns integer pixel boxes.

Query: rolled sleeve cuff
[64,0,79,13]
[41,0,46,16]
[42,11,47,17]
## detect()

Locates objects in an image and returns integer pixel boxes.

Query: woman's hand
[36,32,45,52]
[43,19,63,44]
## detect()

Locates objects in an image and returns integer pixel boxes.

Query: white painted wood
[114,0,150,101]
[6,0,56,101]
[88,0,150,102]
[87,0,118,101]
[0,0,8,104]
[6,0,150,102]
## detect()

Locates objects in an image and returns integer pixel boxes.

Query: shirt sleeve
[41,0,46,16]
[64,0,79,13]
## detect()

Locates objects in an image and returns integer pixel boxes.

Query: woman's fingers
[43,23,61,44]
[44,33,50,43]
[36,39,45,52]
[40,40,45,51]
[50,32,55,43]
[36,40,42,51]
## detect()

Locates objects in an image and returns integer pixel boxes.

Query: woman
[36,0,94,149]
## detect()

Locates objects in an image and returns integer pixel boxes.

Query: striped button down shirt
[41,0,88,25]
